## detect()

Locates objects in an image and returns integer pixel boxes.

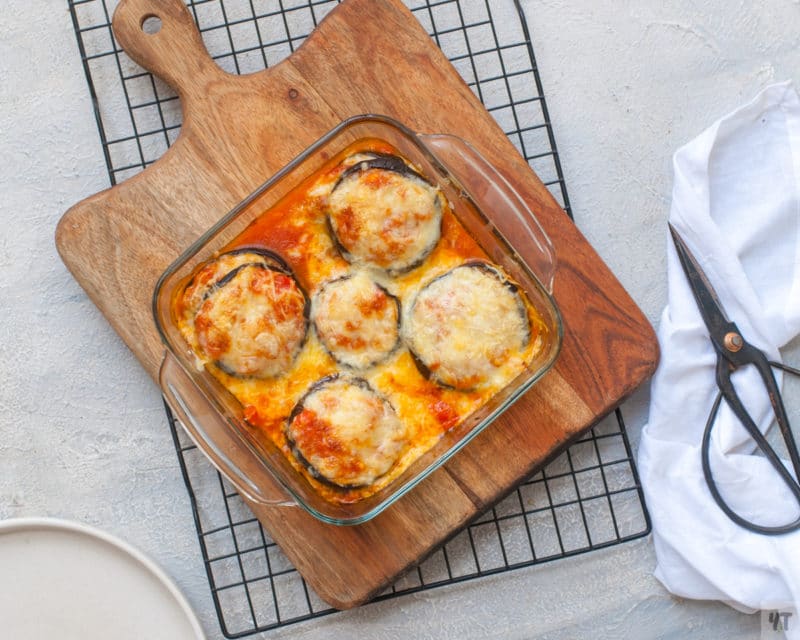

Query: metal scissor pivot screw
[724,332,743,352]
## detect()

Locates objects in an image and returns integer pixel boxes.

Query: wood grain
[56,0,659,609]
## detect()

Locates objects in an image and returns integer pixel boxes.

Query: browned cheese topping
[312,271,400,369]
[194,264,307,378]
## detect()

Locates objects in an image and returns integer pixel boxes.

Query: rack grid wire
[67,0,651,636]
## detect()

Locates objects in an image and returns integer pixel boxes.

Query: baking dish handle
[159,352,296,508]
[419,133,557,294]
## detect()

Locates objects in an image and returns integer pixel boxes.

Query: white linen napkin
[637,81,800,636]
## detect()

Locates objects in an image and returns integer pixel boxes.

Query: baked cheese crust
[194,264,308,378]
[405,262,531,390]
[179,249,285,328]
[286,376,408,488]
[312,271,400,369]
[327,156,443,272]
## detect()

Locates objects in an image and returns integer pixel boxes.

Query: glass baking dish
[153,114,562,525]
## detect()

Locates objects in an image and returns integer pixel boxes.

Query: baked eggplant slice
[326,153,443,273]
[286,375,408,489]
[193,262,309,378]
[179,247,287,324]
[404,261,531,390]
[311,271,400,369]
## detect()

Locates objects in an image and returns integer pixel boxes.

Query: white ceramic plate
[0,518,205,640]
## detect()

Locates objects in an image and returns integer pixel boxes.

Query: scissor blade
[668,224,735,340]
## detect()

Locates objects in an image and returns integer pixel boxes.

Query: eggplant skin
[404,261,531,390]
[311,271,401,370]
[222,246,288,271]
[285,375,408,489]
[332,153,430,192]
[193,263,309,379]
[325,153,444,274]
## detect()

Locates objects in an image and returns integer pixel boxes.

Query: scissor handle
[701,354,800,535]
[719,341,800,479]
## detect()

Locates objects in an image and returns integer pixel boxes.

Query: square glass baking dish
[153,114,562,525]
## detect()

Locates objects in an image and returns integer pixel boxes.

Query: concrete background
[3,1,799,638]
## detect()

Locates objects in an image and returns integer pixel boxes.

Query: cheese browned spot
[405,262,531,390]
[326,155,443,273]
[312,271,400,369]
[194,264,308,378]
[286,376,408,488]
[179,248,286,325]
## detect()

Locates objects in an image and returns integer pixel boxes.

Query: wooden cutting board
[56,0,659,609]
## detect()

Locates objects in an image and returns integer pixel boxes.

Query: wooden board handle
[112,0,225,100]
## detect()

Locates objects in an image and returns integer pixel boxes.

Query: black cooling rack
[68,0,651,636]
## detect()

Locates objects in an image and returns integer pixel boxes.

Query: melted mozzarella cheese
[287,376,408,487]
[312,270,399,369]
[194,265,308,378]
[179,250,284,327]
[327,165,442,272]
[405,263,530,390]
[306,153,378,199]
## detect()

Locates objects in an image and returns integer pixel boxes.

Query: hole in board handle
[141,14,162,35]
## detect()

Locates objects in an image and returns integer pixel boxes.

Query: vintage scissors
[669,224,800,535]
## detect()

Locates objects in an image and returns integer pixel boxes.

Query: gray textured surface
[3,1,799,638]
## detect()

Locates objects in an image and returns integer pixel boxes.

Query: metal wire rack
[68,0,651,636]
